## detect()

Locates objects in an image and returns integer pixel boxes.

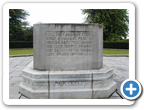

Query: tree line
[82,9,129,41]
[9,9,33,41]
[9,9,129,41]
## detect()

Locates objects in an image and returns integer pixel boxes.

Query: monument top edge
[33,23,102,26]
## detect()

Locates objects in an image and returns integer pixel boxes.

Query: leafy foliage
[9,41,33,48]
[103,41,129,49]
[9,9,29,41]
[23,26,33,41]
[82,9,129,41]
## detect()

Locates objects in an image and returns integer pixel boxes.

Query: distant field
[9,49,129,55]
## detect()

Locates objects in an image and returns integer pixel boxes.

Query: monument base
[19,62,116,99]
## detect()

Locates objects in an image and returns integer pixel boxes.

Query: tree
[81,9,129,41]
[9,9,29,41]
[21,21,30,30]
[23,26,33,41]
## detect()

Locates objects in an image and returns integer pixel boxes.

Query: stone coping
[103,55,129,57]
[9,54,129,57]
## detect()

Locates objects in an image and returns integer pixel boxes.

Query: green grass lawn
[103,50,129,55]
[9,49,129,55]
[9,49,33,55]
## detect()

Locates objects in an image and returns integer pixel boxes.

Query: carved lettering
[46,31,93,56]
[51,81,91,87]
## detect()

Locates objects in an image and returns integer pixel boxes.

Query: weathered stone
[33,24,103,70]
[19,62,116,99]
[19,23,116,99]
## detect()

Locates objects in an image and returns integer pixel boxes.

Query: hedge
[103,41,129,49]
[9,41,33,48]
[9,41,129,49]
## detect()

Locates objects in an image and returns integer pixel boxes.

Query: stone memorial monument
[19,24,116,99]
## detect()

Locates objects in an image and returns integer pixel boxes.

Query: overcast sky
[25,9,86,26]
[9,2,131,27]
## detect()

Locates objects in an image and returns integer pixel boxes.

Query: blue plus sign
[123,81,139,97]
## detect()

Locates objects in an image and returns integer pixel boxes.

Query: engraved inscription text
[46,31,93,56]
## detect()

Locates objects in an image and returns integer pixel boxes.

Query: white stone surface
[19,62,116,99]
[33,24,103,70]
[93,81,116,99]
[19,84,48,99]
[50,90,92,99]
